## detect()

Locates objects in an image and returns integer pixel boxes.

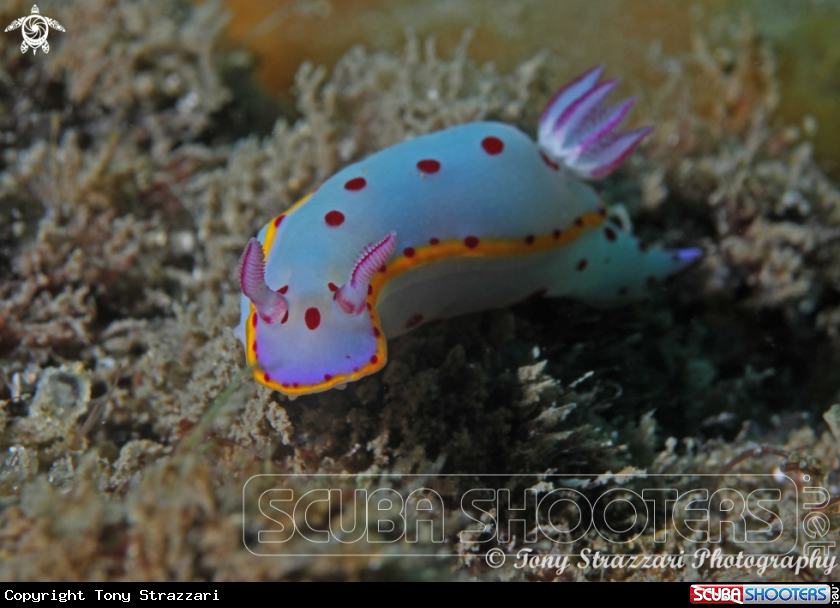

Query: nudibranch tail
[672,247,703,265]
[239,237,288,324]
[336,231,397,315]
[553,225,702,306]
[539,67,651,180]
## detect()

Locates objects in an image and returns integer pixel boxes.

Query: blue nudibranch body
[234,66,701,396]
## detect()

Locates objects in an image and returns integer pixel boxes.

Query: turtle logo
[4,5,65,55]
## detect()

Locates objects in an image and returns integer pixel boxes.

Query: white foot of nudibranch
[538,65,652,180]
[335,232,397,315]
[239,238,289,324]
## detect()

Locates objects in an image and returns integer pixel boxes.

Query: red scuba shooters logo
[691,586,744,604]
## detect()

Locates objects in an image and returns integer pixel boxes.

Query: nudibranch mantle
[234,66,701,396]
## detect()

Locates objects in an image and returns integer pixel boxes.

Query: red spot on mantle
[576,259,588,271]
[417,159,441,174]
[325,210,345,226]
[344,177,366,191]
[539,151,559,171]
[403,247,415,258]
[464,236,480,249]
[305,307,321,330]
[482,136,504,155]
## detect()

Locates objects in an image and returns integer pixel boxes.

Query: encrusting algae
[0,0,839,581]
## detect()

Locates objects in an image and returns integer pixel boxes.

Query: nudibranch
[234,66,701,397]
